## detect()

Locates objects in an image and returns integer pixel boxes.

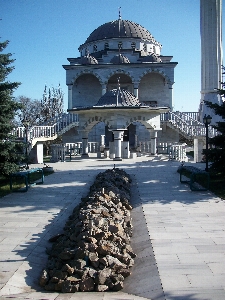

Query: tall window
[118,41,123,50]
[143,43,147,52]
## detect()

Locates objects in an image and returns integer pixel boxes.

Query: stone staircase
[160,111,217,140]
[12,111,217,154]
[12,113,79,147]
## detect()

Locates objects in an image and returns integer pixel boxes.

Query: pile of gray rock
[39,167,136,292]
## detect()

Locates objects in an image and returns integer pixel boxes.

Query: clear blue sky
[1,0,224,112]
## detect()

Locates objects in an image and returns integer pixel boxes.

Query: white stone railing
[12,113,79,146]
[177,111,200,121]
[168,144,188,161]
[157,142,172,154]
[160,111,217,138]
[139,141,151,153]
[50,142,100,161]
[64,142,99,153]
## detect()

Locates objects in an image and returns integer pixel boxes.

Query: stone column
[81,131,89,157]
[100,134,105,152]
[194,138,204,163]
[102,84,107,95]
[112,130,124,161]
[133,82,139,98]
[68,84,73,109]
[36,142,43,163]
[101,135,105,147]
[150,130,158,155]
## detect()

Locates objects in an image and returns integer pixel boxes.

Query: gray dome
[80,55,98,65]
[140,52,162,63]
[85,19,155,43]
[95,88,141,107]
[110,54,130,64]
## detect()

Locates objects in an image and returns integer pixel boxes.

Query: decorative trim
[72,70,103,85]
[139,68,172,85]
[106,69,135,82]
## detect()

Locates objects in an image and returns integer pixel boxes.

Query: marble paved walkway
[0,155,225,300]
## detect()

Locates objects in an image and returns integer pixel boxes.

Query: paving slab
[0,155,225,299]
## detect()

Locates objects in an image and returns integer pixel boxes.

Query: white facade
[63,18,178,155]
[200,0,223,122]
[63,18,177,112]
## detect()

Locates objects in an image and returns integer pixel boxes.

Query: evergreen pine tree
[0,40,22,176]
[205,98,225,173]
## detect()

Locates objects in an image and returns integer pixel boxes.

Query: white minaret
[199,0,223,122]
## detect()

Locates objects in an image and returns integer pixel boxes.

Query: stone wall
[138,73,170,106]
[72,74,102,107]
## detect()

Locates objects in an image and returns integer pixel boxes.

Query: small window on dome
[118,42,123,50]
[153,46,156,53]
[143,44,147,52]
[131,42,136,49]
[104,42,109,50]
[93,45,97,52]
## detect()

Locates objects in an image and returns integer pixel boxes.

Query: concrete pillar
[194,138,204,163]
[150,131,158,155]
[122,141,130,158]
[133,82,139,98]
[101,135,105,146]
[100,135,105,152]
[68,84,73,109]
[36,142,43,163]
[112,130,124,161]
[81,131,89,157]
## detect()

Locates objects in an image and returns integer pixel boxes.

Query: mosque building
[62,13,179,159]
[24,1,222,163]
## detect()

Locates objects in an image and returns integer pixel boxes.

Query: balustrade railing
[12,111,218,154]
[161,111,217,138]
[12,113,79,144]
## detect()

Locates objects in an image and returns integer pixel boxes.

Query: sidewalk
[0,155,225,300]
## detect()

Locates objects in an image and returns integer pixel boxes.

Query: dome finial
[118,7,121,20]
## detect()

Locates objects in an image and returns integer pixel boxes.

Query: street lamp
[22,118,30,170]
[203,114,212,172]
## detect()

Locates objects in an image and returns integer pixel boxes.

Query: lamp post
[203,114,212,172]
[22,118,30,170]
